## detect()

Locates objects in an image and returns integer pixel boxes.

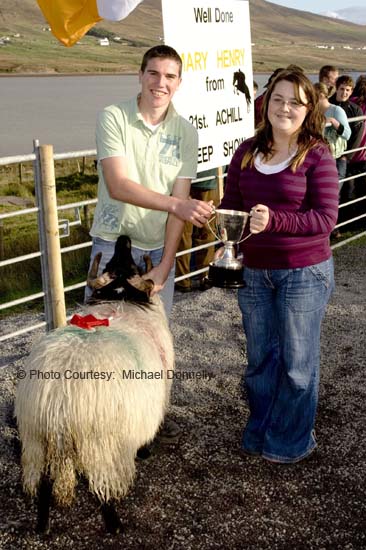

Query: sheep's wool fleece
[15,298,174,505]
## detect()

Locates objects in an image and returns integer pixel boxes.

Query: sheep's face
[87,236,154,303]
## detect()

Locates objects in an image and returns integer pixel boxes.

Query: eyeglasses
[270,97,308,110]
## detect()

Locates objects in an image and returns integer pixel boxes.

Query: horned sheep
[15,235,175,534]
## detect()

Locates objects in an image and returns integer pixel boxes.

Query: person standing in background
[319,65,339,98]
[329,75,364,203]
[175,168,219,292]
[315,82,352,238]
[254,68,285,128]
[348,75,366,229]
[314,82,351,183]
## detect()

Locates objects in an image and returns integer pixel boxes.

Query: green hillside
[0,0,365,73]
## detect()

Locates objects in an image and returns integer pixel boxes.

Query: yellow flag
[36,0,144,47]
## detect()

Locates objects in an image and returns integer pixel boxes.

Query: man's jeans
[85,237,176,318]
[238,258,334,463]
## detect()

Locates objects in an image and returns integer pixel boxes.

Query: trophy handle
[237,232,252,244]
[237,211,253,243]
[207,214,221,241]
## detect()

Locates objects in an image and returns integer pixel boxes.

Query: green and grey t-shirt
[90,97,198,250]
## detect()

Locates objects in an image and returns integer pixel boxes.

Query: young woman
[220,69,339,464]
[314,82,351,181]
[314,81,352,238]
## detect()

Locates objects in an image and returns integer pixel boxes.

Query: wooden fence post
[39,144,67,329]
[83,204,90,229]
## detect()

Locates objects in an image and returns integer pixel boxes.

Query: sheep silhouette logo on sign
[233,69,251,112]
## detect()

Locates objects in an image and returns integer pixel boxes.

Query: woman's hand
[327,117,340,130]
[250,204,269,234]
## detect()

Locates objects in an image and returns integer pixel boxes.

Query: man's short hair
[319,65,337,81]
[140,45,183,77]
[264,67,285,88]
[335,75,354,89]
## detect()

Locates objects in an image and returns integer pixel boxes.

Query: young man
[87,45,213,442]
[86,45,213,316]
[254,67,284,128]
[319,65,339,97]
[330,75,364,202]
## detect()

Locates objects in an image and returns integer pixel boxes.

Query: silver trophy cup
[205,209,250,288]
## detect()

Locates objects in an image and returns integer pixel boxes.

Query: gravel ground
[0,240,365,550]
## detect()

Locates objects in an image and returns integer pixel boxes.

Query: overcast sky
[268,1,359,14]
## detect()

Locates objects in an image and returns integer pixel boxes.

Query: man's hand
[173,198,214,227]
[250,204,269,234]
[142,264,169,297]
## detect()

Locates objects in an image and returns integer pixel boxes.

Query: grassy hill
[0,0,365,73]
[250,0,366,72]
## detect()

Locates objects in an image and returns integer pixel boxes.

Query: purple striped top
[220,139,339,269]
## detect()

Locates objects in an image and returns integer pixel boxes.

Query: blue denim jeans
[85,237,176,318]
[336,158,347,193]
[238,258,334,463]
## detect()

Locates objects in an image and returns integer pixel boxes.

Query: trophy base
[205,264,245,289]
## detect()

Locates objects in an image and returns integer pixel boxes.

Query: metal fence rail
[1,119,366,342]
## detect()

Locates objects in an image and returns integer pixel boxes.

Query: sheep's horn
[87,252,114,289]
[143,254,153,274]
[127,274,154,296]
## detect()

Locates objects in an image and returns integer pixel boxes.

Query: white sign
[162,0,254,170]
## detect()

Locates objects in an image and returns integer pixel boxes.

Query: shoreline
[1,69,363,78]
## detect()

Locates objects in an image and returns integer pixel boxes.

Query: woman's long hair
[242,69,326,172]
[352,75,366,108]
